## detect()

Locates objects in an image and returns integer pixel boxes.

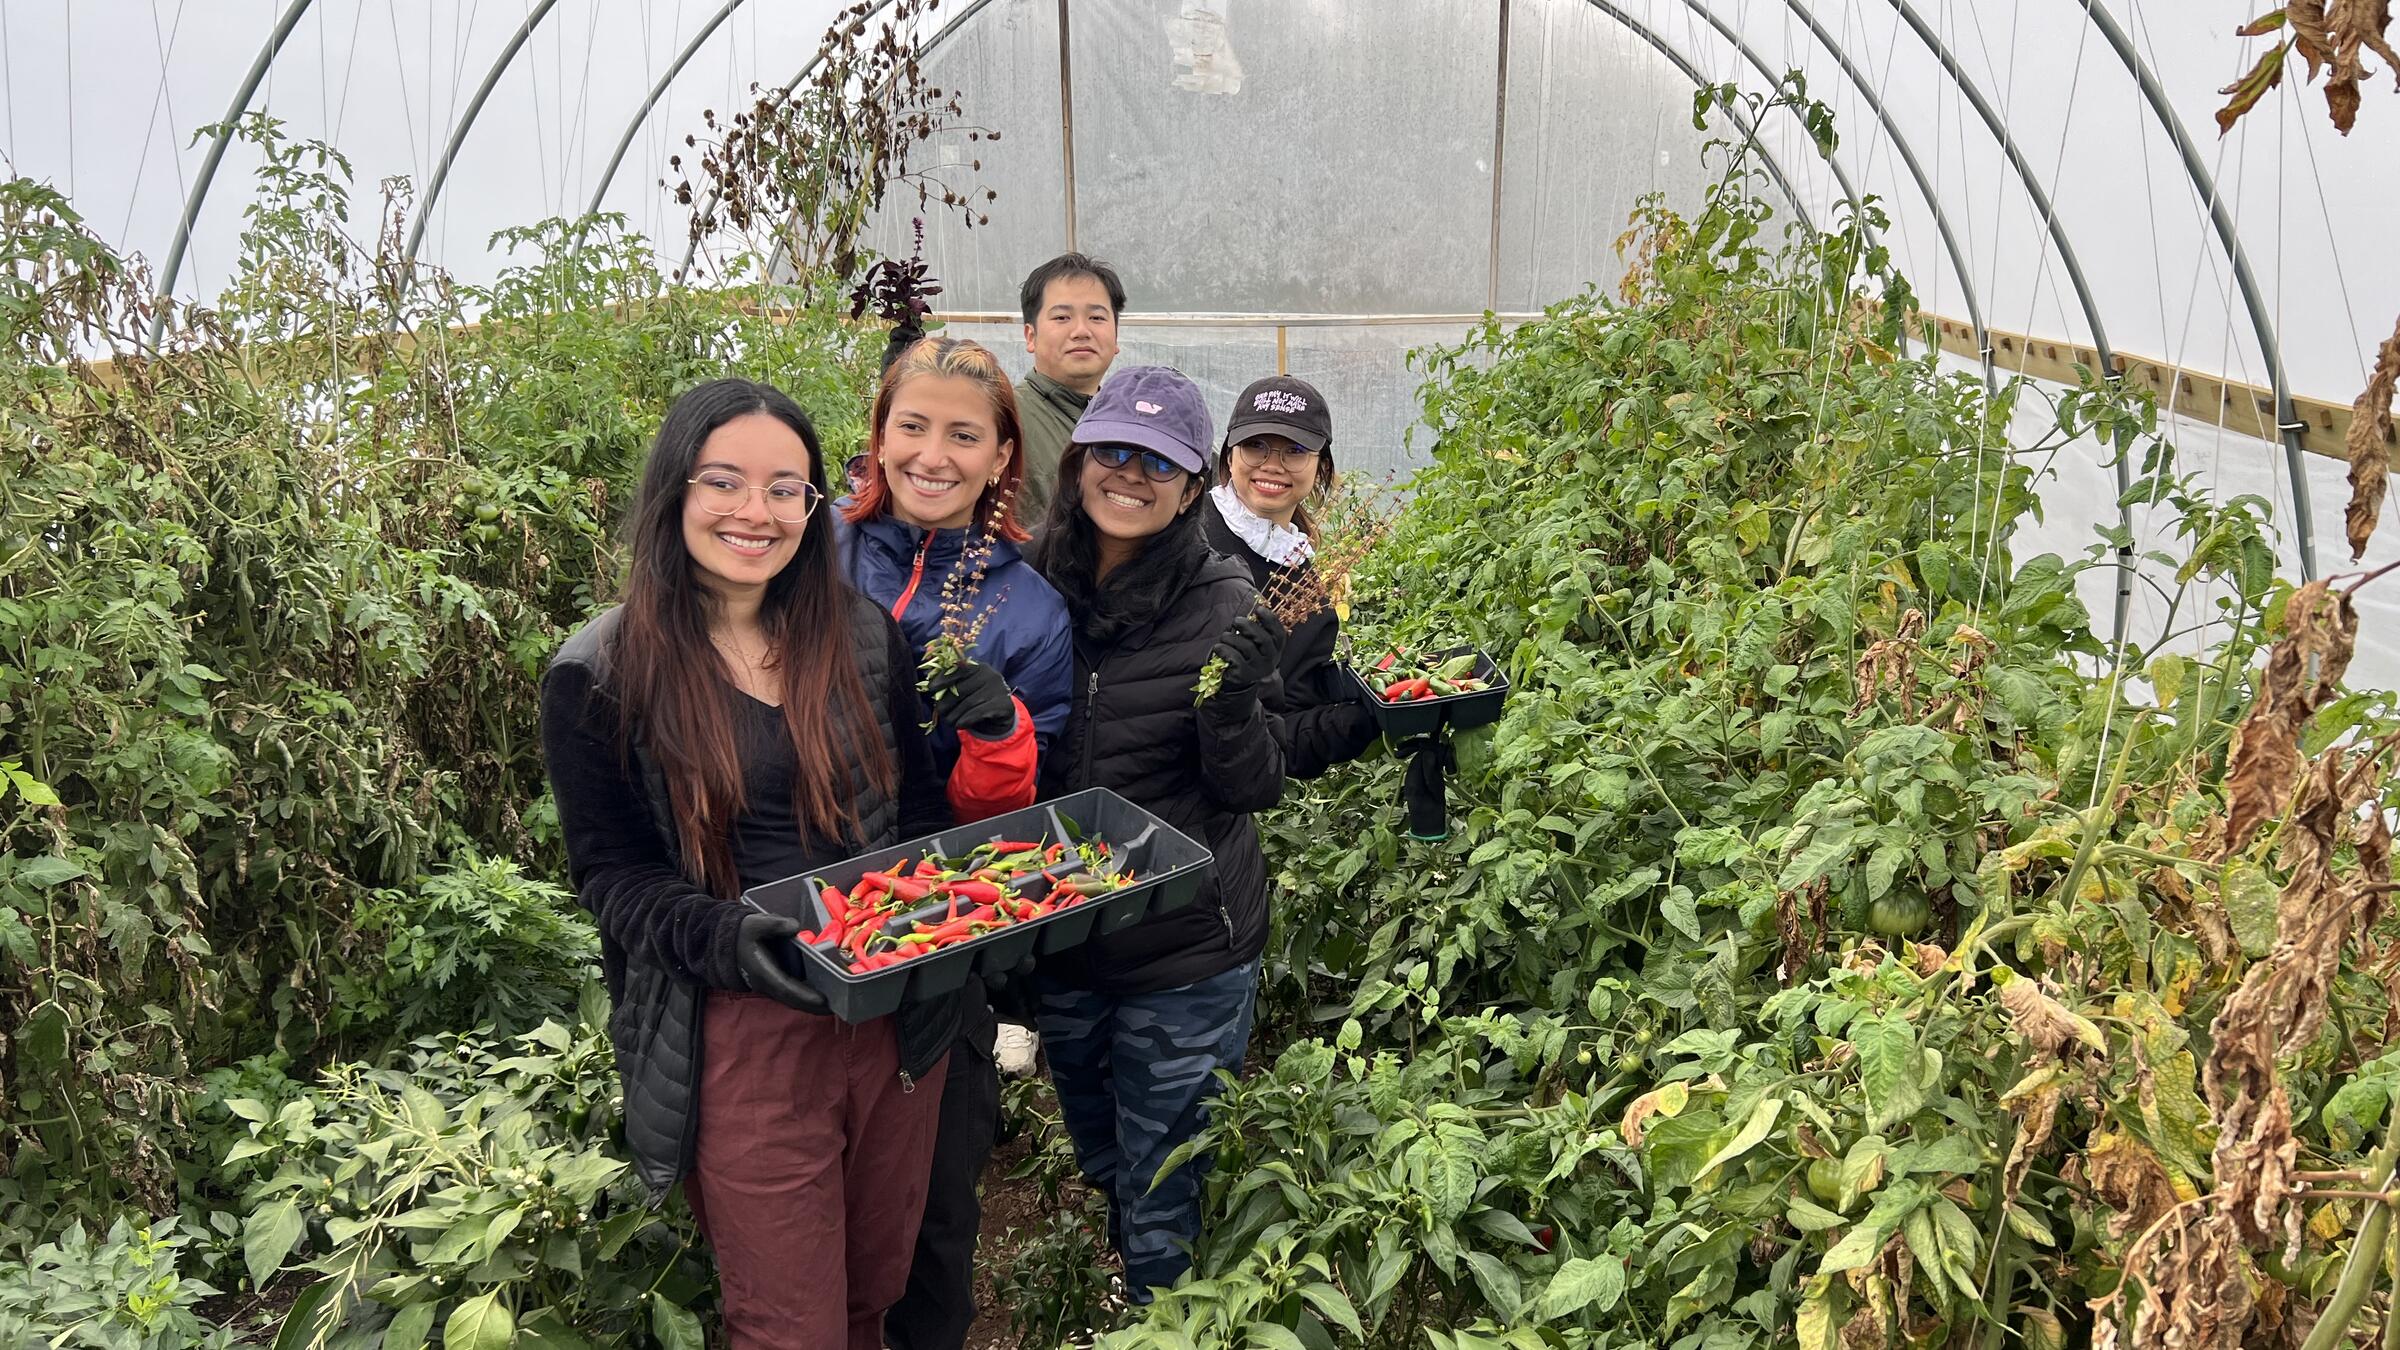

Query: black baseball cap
[1224,375,1332,453]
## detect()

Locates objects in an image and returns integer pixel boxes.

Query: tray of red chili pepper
[742,787,1214,1023]
[1344,645,1509,740]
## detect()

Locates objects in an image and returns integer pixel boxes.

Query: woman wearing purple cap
[1202,375,1382,779]
[1024,365,1287,1300]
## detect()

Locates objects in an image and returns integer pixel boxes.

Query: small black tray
[1345,646,1510,740]
[742,788,1214,1023]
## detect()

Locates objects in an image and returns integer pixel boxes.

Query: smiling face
[879,371,1014,532]
[1078,445,1200,569]
[1227,433,1322,527]
[680,412,816,598]
[1023,275,1120,394]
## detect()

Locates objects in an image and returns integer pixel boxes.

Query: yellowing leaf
[1622,1082,1690,1147]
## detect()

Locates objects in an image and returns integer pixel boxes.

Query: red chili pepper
[1375,650,1400,672]
[1043,843,1066,863]
[943,880,1003,905]
[857,871,895,897]
[887,876,933,902]
[913,858,941,879]
[795,929,817,945]
[922,917,977,943]
[987,840,1044,854]
[1384,677,1431,701]
[819,884,851,923]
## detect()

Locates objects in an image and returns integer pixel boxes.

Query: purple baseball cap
[1071,366,1214,474]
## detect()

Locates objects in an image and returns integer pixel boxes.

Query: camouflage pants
[1036,959,1261,1299]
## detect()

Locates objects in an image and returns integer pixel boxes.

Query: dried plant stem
[2300,1114,2400,1350]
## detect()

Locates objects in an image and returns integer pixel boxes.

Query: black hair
[1027,442,1207,645]
[1019,253,1128,327]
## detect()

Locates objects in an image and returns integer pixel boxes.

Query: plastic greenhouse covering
[4,0,2396,682]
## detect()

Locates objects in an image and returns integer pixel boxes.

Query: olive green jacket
[1014,370,1092,524]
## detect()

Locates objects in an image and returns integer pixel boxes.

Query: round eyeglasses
[1232,439,1323,469]
[1089,444,1186,483]
[686,473,824,524]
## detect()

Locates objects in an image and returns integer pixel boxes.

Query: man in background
[1013,252,1125,520]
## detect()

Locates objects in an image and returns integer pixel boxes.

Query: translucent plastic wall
[4,1,2395,681]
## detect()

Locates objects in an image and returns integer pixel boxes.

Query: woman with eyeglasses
[541,378,958,1349]
[1023,366,1288,1301]
[1202,375,1382,779]
[832,337,1073,1350]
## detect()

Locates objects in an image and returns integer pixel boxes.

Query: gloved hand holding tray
[1345,645,1510,739]
[742,787,1214,1023]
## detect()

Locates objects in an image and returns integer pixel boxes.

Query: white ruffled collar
[1211,484,1313,567]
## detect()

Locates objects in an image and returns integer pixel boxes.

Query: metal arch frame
[1648,0,1917,366]
[1557,3,1822,233]
[398,0,564,281]
[147,0,316,347]
[2077,0,2316,578]
[1797,0,2136,638]
[584,0,749,220]
[141,0,2315,580]
[1765,0,1996,390]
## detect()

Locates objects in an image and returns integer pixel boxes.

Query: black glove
[735,913,830,1014]
[1399,734,1457,841]
[926,659,1018,738]
[1208,611,1287,698]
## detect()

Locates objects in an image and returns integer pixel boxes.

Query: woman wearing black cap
[1202,375,1382,779]
[1025,365,1287,1302]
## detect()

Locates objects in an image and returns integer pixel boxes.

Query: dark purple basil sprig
[849,217,943,325]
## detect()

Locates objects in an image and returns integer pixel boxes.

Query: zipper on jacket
[1077,669,1100,789]
[888,533,935,620]
[899,1069,916,1094]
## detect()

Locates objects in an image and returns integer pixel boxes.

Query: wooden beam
[1910,311,2383,464]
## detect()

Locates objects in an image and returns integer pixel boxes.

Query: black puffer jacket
[541,597,957,1197]
[1199,495,1381,779]
[1034,528,1288,993]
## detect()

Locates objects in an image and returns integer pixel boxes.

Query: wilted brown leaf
[1999,975,2107,1056]
[2221,580,2358,854]
[2347,310,2398,559]
[2280,0,2400,131]
[2206,746,2391,1249]
[2218,40,2293,132]
[2087,1130,2180,1241]
[2001,1081,2063,1209]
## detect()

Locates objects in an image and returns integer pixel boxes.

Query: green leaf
[1247,1325,1308,1350]
[444,1290,515,1350]
[13,854,85,887]
[380,1301,438,1350]
[244,1197,305,1288]
[648,1293,703,1350]
[1298,1281,1367,1339]
[1534,1254,1626,1318]
[1853,1015,1924,1130]
[1461,1253,1524,1322]
[1695,1094,1784,1181]
[1787,1195,1847,1231]
[2221,864,2278,959]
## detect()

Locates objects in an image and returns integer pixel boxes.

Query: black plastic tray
[742,788,1214,1023]
[1345,646,1510,739]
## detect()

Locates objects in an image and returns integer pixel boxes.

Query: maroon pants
[686,992,949,1350]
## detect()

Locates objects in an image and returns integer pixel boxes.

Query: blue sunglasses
[1089,443,1187,483]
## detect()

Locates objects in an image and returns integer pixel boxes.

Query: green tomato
[1867,893,1932,937]
[474,501,501,522]
[1805,1158,1844,1206]
[1616,1051,1647,1075]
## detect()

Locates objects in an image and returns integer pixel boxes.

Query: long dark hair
[1028,442,1208,641]
[612,378,892,897]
